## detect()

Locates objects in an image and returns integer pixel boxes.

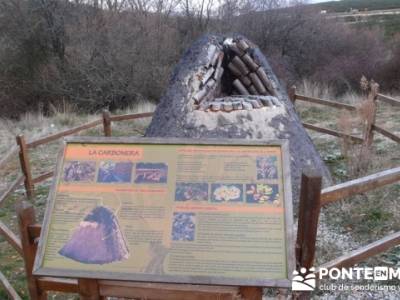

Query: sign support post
[295,169,322,269]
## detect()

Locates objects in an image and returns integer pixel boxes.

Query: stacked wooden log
[206,95,282,112]
[192,44,225,105]
[224,38,277,97]
[192,38,278,111]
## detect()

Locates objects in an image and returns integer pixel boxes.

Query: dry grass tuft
[298,79,335,100]
[337,78,382,177]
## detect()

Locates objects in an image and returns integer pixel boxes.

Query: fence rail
[302,123,363,143]
[321,166,400,205]
[0,220,22,255]
[27,119,103,148]
[318,231,400,271]
[294,93,357,111]
[32,171,54,185]
[372,124,400,144]
[289,86,400,147]
[37,277,78,294]
[0,271,21,300]
[378,93,400,106]
[0,175,24,207]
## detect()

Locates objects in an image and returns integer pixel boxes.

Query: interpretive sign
[34,137,294,287]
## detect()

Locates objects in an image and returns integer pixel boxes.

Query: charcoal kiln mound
[146,34,331,202]
[59,206,129,264]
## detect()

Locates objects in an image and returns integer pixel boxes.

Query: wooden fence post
[102,110,112,137]
[362,82,379,149]
[16,135,34,200]
[296,169,322,269]
[288,85,297,104]
[17,201,46,300]
[78,278,100,300]
[358,82,379,173]
[239,286,262,300]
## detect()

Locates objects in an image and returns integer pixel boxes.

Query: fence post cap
[16,200,33,214]
[302,168,323,180]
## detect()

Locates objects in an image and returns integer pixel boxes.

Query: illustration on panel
[63,161,96,182]
[256,156,278,180]
[134,162,168,184]
[59,206,129,264]
[211,183,243,203]
[175,183,208,202]
[171,212,196,241]
[246,184,279,204]
[97,161,133,183]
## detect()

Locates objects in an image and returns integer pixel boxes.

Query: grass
[0,86,399,298]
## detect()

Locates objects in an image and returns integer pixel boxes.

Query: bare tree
[0,0,393,117]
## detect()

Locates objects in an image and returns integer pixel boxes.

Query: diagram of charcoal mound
[59,206,129,264]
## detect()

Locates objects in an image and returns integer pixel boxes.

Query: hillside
[313,0,400,13]
[351,14,400,38]
[309,0,400,38]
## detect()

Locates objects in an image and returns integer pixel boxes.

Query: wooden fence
[0,88,399,298]
[318,167,400,269]
[289,86,400,145]
[0,111,154,299]
[289,85,400,275]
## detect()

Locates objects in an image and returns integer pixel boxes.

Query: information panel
[34,137,294,287]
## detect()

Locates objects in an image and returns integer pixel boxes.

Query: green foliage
[322,150,348,180]
[364,207,392,226]
[381,247,400,267]
[314,0,400,13]
[314,1,400,38]
[354,14,400,38]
